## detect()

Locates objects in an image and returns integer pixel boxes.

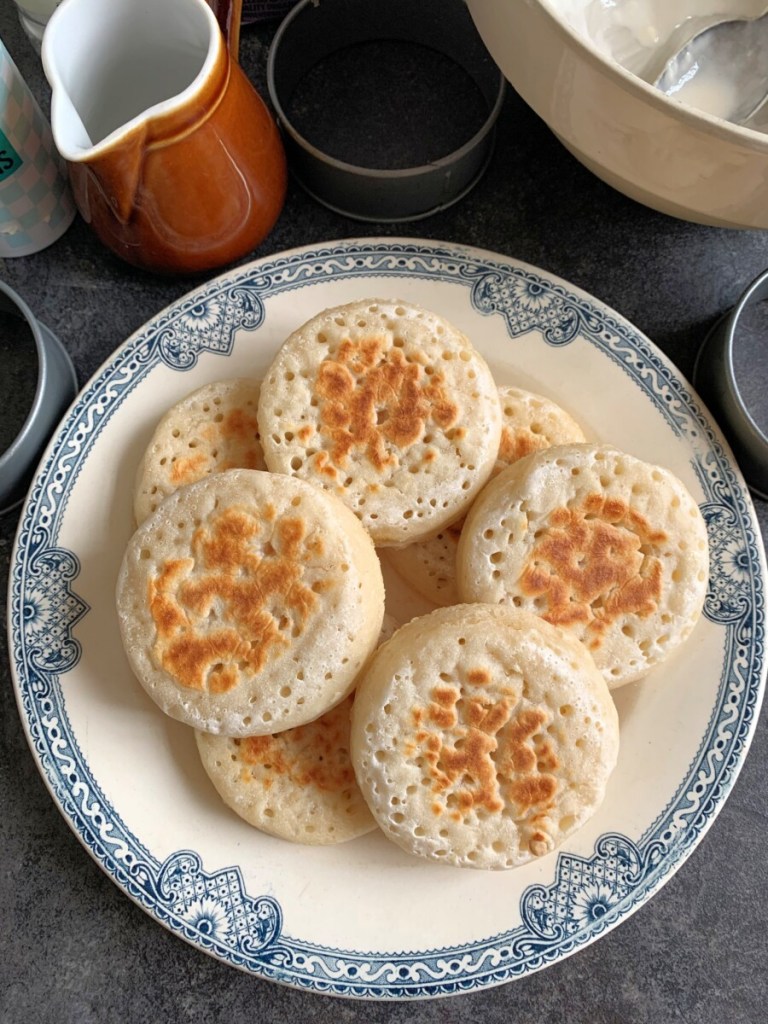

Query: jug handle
[207,0,243,61]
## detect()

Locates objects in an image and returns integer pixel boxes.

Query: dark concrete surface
[1,6,767,1023]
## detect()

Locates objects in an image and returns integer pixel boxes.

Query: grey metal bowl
[0,280,78,515]
[693,268,768,501]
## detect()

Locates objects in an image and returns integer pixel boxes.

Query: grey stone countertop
[1,8,766,1023]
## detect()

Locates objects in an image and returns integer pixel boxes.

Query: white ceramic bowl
[467,0,768,229]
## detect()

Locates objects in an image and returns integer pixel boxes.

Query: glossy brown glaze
[67,11,286,275]
[208,0,243,58]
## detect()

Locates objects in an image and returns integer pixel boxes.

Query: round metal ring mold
[267,0,506,222]
[693,267,768,501]
[0,280,78,516]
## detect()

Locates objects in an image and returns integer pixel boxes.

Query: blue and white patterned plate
[9,239,767,999]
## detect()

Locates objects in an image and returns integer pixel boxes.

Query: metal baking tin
[266,0,505,222]
[0,280,77,515]
[693,268,768,501]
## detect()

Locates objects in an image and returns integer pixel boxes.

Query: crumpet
[196,694,377,845]
[350,604,619,869]
[491,385,586,468]
[384,520,463,607]
[257,299,502,546]
[386,385,586,605]
[456,444,709,688]
[134,378,266,525]
[117,469,385,735]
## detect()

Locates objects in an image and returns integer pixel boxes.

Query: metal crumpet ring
[267,0,505,222]
[693,268,768,501]
[0,281,77,515]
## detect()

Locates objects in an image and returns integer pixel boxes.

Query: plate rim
[8,236,767,999]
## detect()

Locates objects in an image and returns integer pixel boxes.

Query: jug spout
[48,79,93,155]
[43,0,221,159]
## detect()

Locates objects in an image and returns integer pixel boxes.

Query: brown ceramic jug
[42,0,287,274]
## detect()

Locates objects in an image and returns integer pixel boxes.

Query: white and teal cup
[0,37,74,257]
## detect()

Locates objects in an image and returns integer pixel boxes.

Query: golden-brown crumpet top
[385,385,586,605]
[456,443,710,688]
[256,299,502,547]
[350,604,619,869]
[196,694,377,845]
[116,469,385,736]
[134,378,266,525]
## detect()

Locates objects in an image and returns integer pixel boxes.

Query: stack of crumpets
[116,297,709,864]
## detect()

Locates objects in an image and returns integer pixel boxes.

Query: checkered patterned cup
[0,38,75,257]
